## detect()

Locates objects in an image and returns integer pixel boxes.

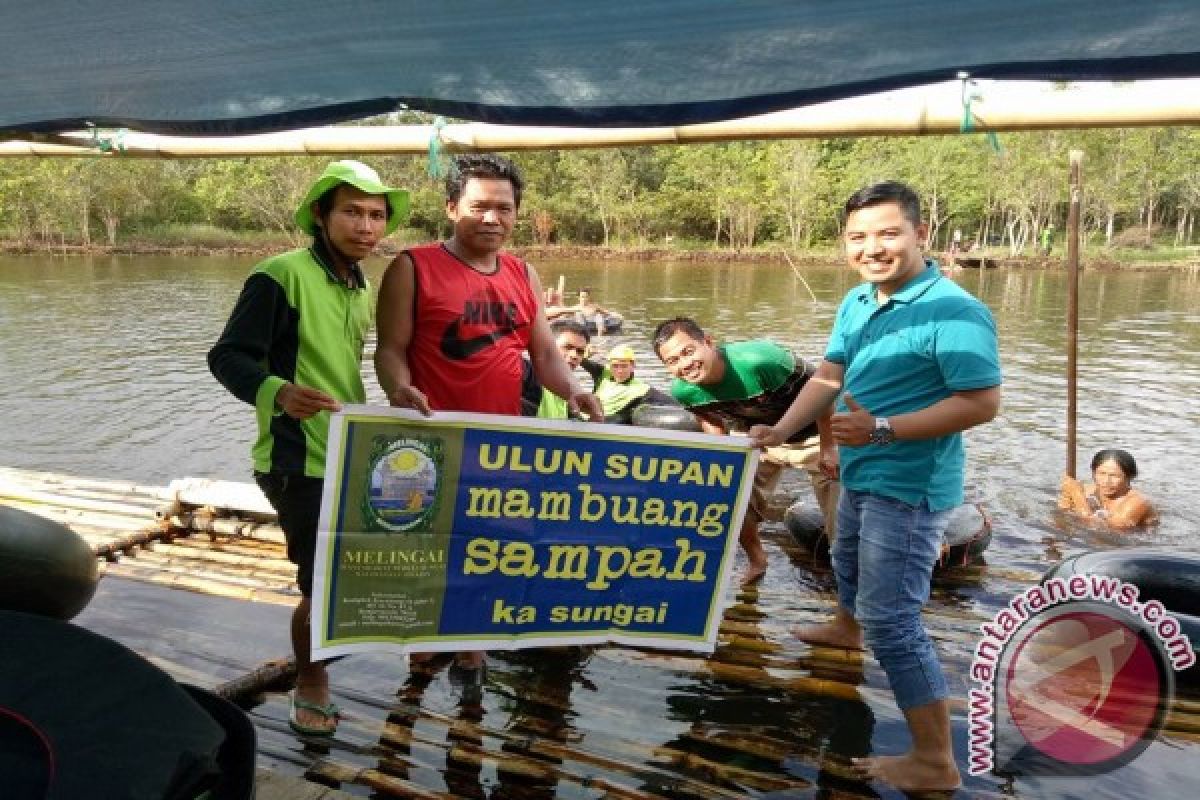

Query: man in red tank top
[375,154,603,673]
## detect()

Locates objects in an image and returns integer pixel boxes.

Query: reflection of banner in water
[312,405,756,659]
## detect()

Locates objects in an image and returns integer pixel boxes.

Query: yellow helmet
[607,344,636,362]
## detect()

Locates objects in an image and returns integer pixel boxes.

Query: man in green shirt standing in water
[653,317,839,586]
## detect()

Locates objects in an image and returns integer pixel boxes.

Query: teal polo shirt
[825,262,1001,510]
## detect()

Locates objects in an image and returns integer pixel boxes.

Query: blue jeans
[832,488,952,710]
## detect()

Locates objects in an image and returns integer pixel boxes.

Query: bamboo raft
[2,464,1196,798]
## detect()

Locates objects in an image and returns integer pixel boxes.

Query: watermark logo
[968,573,1195,777]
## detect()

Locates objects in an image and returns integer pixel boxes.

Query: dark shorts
[255,472,324,596]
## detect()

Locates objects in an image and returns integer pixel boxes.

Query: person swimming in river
[1059,448,1158,530]
[545,286,613,333]
[521,329,678,423]
[586,344,679,424]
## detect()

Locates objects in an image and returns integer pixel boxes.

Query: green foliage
[2,126,1199,256]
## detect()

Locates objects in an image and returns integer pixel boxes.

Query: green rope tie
[957,73,1002,153]
[427,116,447,178]
[85,122,126,154]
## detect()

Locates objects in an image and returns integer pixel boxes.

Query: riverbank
[2,237,1198,271]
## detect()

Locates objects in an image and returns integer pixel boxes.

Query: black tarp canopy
[2,1,1200,135]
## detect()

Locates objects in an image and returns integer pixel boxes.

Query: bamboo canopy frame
[3,79,1200,158]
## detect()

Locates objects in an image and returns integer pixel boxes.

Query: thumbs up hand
[831,392,875,446]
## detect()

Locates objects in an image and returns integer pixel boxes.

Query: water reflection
[659,588,877,797]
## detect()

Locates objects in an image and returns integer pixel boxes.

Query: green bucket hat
[294,159,410,237]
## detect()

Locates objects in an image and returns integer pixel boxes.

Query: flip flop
[288,690,340,737]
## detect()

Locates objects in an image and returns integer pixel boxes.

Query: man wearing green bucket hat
[209,159,407,737]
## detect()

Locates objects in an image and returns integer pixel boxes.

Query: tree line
[2,126,1199,256]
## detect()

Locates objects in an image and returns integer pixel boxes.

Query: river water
[2,253,1198,797]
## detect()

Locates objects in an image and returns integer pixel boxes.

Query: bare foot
[739,561,767,587]
[792,619,864,650]
[854,752,961,791]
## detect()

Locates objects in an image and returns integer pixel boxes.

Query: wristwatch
[869,416,895,445]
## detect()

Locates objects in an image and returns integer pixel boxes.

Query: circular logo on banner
[365,439,440,532]
[1003,604,1171,772]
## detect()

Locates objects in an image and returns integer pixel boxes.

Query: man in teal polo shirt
[750,181,1001,791]
[209,160,407,737]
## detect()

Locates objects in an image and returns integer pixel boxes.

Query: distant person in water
[1059,449,1158,529]
[546,286,612,333]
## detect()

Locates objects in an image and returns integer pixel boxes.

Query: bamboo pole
[141,541,297,579]
[110,548,294,588]
[4,86,1200,158]
[155,538,294,572]
[164,511,286,544]
[303,760,448,799]
[783,252,820,304]
[214,657,297,702]
[0,481,168,519]
[1066,149,1083,478]
[0,466,175,501]
[102,560,298,605]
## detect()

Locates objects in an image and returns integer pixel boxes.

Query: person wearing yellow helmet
[585,343,677,424]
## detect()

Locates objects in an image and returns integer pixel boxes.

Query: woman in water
[1059,449,1158,530]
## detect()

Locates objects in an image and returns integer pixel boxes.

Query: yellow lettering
[604,453,629,479]
[627,547,666,579]
[544,545,590,579]
[670,500,699,528]
[563,450,591,476]
[630,456,657,481]
[466,487,503,518]
[586,545,632,590]
[463,537,499,574]
[665,538,707,581]
[538,490,572,520]
[502,489,535,519]
[577,483,606,522]
[510,445,531,472]
[680,461,705,484]
[659,459,684,482]
[498,541,540,577]
[696,503,730,537]
[610,495,640,525]
[707,463,733,488]
[478,443,506,470]
[641,498,669,526]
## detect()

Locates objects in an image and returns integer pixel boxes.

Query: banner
[311,405,756,659]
